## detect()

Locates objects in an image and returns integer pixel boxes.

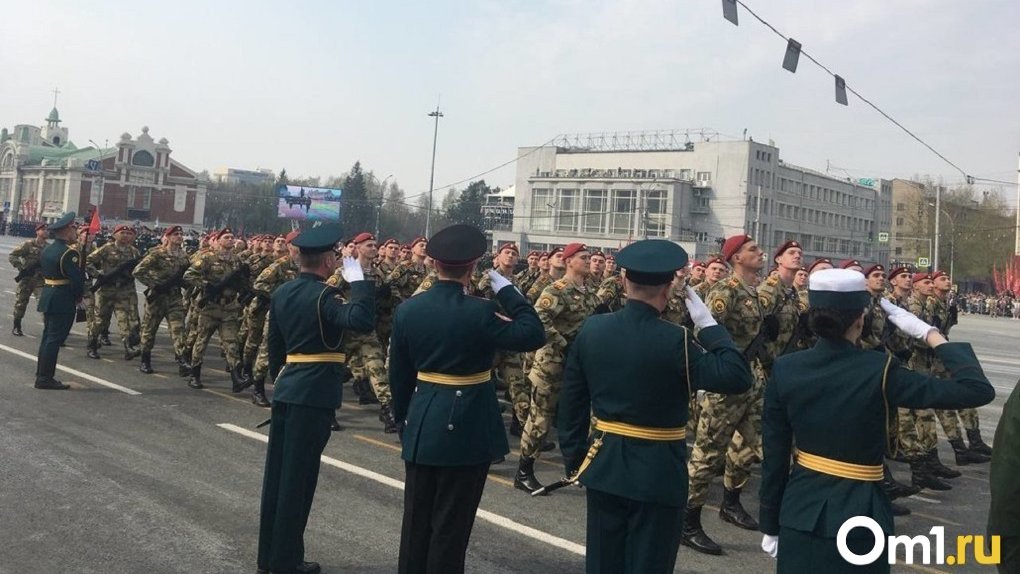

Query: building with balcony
[492,131,892,265]
[212,167,276,186]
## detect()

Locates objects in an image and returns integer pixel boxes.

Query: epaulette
[726,277,740,288]
[765,275,779,287]
[552,279,568,290]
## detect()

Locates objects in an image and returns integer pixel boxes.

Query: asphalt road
[0,236,1013,574]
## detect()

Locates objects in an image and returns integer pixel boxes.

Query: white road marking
[3,290,14,295]
[0,343,142,396]
[217,423,588,557]
[907,494,941,504]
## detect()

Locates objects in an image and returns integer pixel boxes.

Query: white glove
[684,286,717,329]
[880,299,936,340]
[340,256,365,283]
[488,270,513,293]
[761,534,779,559]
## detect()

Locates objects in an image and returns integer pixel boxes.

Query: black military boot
[230,364,252,393]
[87,337,101,359]
[242,363,254,385]
[890,501,911,516]
[514,456,545,495]
[909,456,951,491]
[34,358,69,390]
[966,428,993,456]
[719,487,758,530]
[331,412,344,432]
[509,412,523,437]
[927,448,961,478]
[123,341,141,361]
[179,351,192,378]
[950,438,990,465]
[881,464,921,500]
[11,318,23,336]
[680,504,723,555]
[188,363,204,389]
[139,351,154,374]
[252,378,270,408]
[100,331,112,346]
[380,405,398,434]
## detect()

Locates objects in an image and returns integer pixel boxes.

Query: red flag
[88,208,101,234]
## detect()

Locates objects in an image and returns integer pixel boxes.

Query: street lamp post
[424,105,444,237]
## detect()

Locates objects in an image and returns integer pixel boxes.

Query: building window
[644,189,667,238]
[610,190,636,235]
[583,189,607,233]
[679,169,693,181]
[531,188,553,232]
[555,189,579,233]
[132,150,155,167]
[696,171,711,183]
[896,202,905,212]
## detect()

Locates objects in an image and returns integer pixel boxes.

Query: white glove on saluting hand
[340,256,365,283]
[880,299,936,340]
[761,534,779,559]
[487,270,513,293]
[684,286,718,329]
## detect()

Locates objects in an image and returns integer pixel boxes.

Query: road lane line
[907,494,941,504]
[352,434,516,488]
[218,423,587,556]
[0,343,141,395]
[910,511,962,527]
[201,388,251,405]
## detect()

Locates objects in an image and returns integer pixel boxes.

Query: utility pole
[933,185,941,271]
[754,184,762,243]
[424,104,443,237]
[374,174,393,237]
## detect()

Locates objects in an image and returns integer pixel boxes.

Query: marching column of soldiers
[12,216,1004,572]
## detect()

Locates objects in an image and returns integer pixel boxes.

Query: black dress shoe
[35,377,70,390]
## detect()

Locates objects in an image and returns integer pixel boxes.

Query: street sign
[878,232,889,243]
[918,257,930,268]
[84,159,101,173]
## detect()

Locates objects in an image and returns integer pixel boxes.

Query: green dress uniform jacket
[38,239,84,314]
[558,301,753,508]
[760,339,995,571]
[389,280,545,466]
[989,381,1020,572]
[266,273,376,408]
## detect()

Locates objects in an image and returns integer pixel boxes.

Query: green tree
[445,179,490,227]
[341,161,373,235]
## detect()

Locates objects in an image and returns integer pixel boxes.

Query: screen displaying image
[276,184,342,221]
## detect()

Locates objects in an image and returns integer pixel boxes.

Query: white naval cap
[808,268,870,310]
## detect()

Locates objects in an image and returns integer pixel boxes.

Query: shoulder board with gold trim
[552,279,568,290]
[726,277,740,288]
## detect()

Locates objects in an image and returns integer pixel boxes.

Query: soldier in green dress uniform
[256,223,376,574]
[389,224,544,574]
[558,239,753,574]
[989,380,1020,573]
[34,212,83,390]
[759,268,995,573]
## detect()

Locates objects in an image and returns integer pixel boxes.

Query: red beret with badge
[114,224,135,235]
[163,225,183,237]
[691,260,706,269]
[562,243,588,259]
[215,227,233,239]
[863,263,885,276]
[721,235,753,262]
[911,272,933,283]
[353,232,375,244]
[773,240,801,261]
[807,258,833,274]
[499,242,519,255]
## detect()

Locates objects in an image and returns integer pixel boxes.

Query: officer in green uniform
[256,223,376,574]
[389,224,545,574]
[759,269,995,573]
[34,212,83,390]
[989,380,1020,573]
[557,239,753,574]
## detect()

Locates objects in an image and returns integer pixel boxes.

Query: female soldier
[758,268,995,573]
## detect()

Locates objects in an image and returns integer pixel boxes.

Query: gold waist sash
[794,448,883,481]
[285,353,347,364]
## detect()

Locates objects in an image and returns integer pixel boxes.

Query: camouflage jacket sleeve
[253,258,286,296]
[8,241,37,269]
[706,280,758,350]
[534,283,567,348]
[85,243,111,276]
[526,275,549,303]
[595,276,622,305]
[183,253,210,288]
[132,247,168,287]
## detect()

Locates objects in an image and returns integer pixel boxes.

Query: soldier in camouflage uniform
[377,238,401,278]
[682,234,768,555]
[249,232,300,406]
[237,236,278,376]
[388,237,429,303]
[132,225,191,375]
[86,225,142,360]
[514,243,598,494]
[74,227,98,339]
[183,234,214,359]
[183,228,249,391]
[478,243,528,434]
[694,256,728,300]
[9,223,48,336]
[516,250,541,293]
[927,271,992,465]
[595,271,625,313]
[688,260,706,288]
[525,247,565,304]
[327,233,398,433]
[588,250,607,286]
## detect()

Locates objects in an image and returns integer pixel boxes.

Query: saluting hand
[340,256,365,283]
[683,286,717,329]
[487,270,513,293]
[879,299,936,340]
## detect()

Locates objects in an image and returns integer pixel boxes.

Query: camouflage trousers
[687,368,766,506]
[898,408,938,457]
[496,351,528,423]
[184,292,203,353]
[958,407,980,431]
[520,344,565,458]
[89,285,140,344]
[190,300,241,368]
[13,277,41,322]
[241,301,269,367]
[343,331,391,407]
[253,315,272,383]
[140,292,187,357]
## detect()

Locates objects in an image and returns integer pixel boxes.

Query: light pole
[88,139,107,209]
[374,174,392,237]
[425,105,443,237]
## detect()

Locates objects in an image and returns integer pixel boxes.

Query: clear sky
[3,0,1018,202]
